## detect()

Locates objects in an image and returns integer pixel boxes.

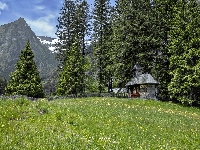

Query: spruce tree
[111,0,156,88]
[93,0,113,93]
[55,0,90,68]
[168,0,200,105]
[5,41,44,98]
[150,0,178,100]
[104,8,115,92]
[74,0,91,93]
[56,0,91,95]
[74,0,91,56]
[57,35,88,95]
[55,0,76,69]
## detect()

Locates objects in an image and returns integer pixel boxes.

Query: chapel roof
[125,73,159,86]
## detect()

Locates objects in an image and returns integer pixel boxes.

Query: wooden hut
[125,63,159,99]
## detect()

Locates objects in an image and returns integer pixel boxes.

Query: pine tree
[151,0,178,100]
[74,0,91,93]
[74,0,91,56]
[168,0,200,105]
[104,7,115,92]
[111,0,156,88]
[56,0,91,95]
[5,41,44,98]
[57,35,88,95]
[93,0,113,93]
[55,0,76,69]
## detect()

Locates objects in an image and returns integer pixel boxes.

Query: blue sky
[0,0,115,38]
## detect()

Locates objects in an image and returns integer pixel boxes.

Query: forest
[2,0,200,106]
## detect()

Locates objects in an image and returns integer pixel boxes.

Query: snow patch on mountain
[37,36,58,53]
[37,36,92,53]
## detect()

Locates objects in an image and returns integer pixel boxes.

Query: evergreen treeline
[55,0,200,105]
[3,0,199,106]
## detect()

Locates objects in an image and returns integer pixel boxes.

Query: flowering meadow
[0,97,200,149]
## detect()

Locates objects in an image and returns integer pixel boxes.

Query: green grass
[0,97,200,149]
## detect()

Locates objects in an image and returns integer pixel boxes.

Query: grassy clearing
[0,97,200,149]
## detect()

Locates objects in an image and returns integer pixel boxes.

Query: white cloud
[0,1,8,10]
[35,5,45,10]
[27,14,56,37]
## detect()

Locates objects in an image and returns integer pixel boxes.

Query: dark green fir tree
[93,0,113,93]
[152,0,176,100]
[111,0,155,88]
[55,0,76,69]
[57,35,88,95]
[168,0,200,105]
[5,41,44,98]
[55,0,91,95]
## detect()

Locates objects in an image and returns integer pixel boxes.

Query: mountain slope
[0,18,58,80]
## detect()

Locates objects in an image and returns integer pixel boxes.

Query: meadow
[0,97,200,149]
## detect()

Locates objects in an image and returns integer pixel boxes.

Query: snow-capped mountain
[0,18,57,80]
[37,36,58,53]
[37,36,92,53]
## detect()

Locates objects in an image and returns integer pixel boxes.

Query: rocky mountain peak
[15,17,26,23]
[0,18,57,80]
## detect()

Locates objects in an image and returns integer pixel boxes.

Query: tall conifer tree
[150,0,177,100]
[168,0,200,104]
[93,0,113,93]
[111,0,156,88]
[74,0,91,56]
[57,35,87,95]
[56,0,91,95]
[55,0,76,69]
[5,41,44,98]
[74,0,91,93]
